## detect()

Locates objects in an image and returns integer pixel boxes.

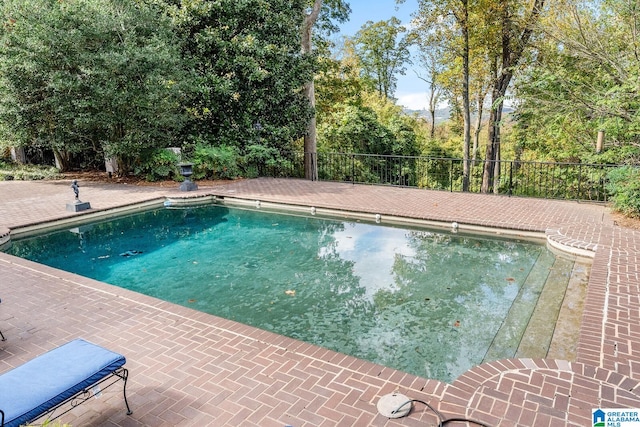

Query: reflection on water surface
[6,204,560,382]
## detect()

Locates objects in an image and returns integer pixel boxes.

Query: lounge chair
[0,339,132,427]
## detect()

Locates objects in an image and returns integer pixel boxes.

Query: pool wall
[3,193,589,266]
[0,178,631,426]
[169,195,550,243]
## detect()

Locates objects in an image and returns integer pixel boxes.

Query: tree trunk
[53,147,70,172]
[482,82,506,193]
[429,82,437,139]
[481,0,544,193]
[461,0,471,192]
[493,124,501,194]
[416,70,439,139]
[430,109,436,138]
[301,0,322,181]
[10,146,26,164]
[472,91,484,164]
[303,80,318,180]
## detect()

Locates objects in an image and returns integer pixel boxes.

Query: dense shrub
[192,145,241,180]
[0,161,59,180]
[134,149,180,182]
[244,144,295,178]
[607,166,640,217]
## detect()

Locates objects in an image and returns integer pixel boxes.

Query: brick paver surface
[1,177,639,426]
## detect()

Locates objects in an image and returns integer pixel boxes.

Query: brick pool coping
[0,177,638,426]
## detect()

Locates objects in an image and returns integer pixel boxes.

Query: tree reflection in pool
[6,204,562,383]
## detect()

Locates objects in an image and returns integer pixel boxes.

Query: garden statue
[66,179,91,212]
[71,180,80,200]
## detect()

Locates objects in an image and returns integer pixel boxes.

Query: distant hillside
[404,107,450,124]
[404,106,515,124]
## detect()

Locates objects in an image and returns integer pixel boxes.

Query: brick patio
[0,177,638,426]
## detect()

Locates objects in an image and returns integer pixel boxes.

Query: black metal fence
[252,151,623,202]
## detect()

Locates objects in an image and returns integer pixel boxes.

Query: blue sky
[336,0,426,111]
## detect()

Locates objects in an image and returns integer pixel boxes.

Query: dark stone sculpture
[179,163,198,191]
[66,180,91,212]
[71,180,80,200]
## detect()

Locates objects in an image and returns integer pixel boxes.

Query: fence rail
[252,152,624,202]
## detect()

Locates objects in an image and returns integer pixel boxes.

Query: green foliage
[317,95,425,185]
[513,0,640,164]
[171,0,313,153]
[0,0,187,173]
[319,104,392,154]
[134,149,181,182]
[607,166,640,217]
[3,0,637,187]
[353,17,413,98]
[315,53,366,119]
[315,41,437,160]
[244,144,295,178]
[0,160,60,181]
[318,92,421,157]
[312,0,351,37]
[192,145,241,180]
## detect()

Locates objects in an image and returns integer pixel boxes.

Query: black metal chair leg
[0,297,5,341]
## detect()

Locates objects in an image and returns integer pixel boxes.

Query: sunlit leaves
[514,0,640,162]
[353,17,413,99]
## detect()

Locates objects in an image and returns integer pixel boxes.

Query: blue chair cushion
[0,339,126,427]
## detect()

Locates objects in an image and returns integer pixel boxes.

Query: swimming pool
[4,202,570,382]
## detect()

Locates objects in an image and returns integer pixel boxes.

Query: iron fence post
[577,164,583,200]
[351,154,355,185]
[508,161,513,196]
[449,159,453,192]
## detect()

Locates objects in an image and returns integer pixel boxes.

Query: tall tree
[353,17,414,100]
[465,2,495,164]
[412,0,472,191]
[415,47,444,139]
[301,0,350,181]
[0,0,185,173]
[480,0,545,193]
[301,1,323,181]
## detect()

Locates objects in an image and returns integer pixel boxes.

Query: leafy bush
[0,161,60,181]
[192,145,241,180]
[607,166,640,217]
[134,149,180,182]
[244,144,295,178]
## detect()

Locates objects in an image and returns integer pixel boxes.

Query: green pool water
[5,204,560,382]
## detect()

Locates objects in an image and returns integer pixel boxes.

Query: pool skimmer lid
[377,392,412,418]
